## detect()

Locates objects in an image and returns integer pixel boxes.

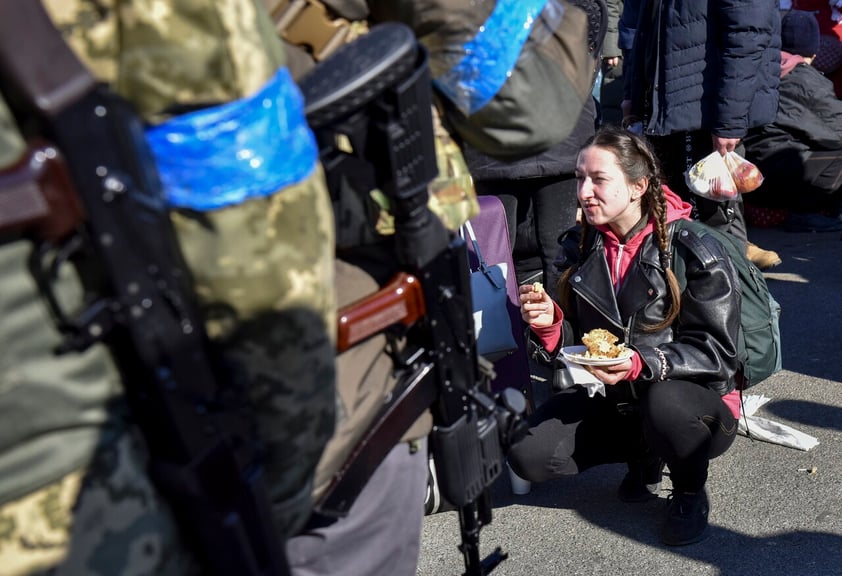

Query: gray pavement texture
[417,226,842,576]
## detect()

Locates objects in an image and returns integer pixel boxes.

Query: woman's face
[575,145,645,238]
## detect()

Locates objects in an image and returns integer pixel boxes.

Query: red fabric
[744,204,789,228]
[722,390,741,419]
[532,301,564,353]
[595,186,693,290]
[792,0,842,38]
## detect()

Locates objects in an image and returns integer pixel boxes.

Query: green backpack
[672,220,783,389]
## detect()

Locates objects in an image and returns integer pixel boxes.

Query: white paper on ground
[738,394,820,451]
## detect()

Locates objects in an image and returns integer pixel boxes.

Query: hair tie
[659,250,671,270]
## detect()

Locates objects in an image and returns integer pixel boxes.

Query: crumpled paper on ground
[738,394,820,451]
[559,361,606,398]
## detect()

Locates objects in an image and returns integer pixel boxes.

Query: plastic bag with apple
[723,151,764,192]
[684,152,738,200]
[685,151,764,201]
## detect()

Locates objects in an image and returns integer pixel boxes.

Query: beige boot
[746,242,782,270]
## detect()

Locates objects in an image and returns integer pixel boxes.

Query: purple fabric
[466,196,533,399]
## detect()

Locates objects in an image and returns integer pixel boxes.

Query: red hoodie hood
[597,185,693,289]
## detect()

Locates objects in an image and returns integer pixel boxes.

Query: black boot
[660,489,710,546]
[617,456,664,503]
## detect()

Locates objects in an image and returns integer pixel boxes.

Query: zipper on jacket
[613,244,625,295]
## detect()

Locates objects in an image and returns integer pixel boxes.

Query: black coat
[460,98,597,181]
[625,0,780,139]
[554,222,742,396]
[743,62,842,165]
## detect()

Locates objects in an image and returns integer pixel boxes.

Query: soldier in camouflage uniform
[0,1,336,573]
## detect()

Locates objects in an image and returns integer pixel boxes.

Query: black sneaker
[618,458,663,503]
[660,490,710,546]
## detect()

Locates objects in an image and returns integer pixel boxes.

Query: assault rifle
[298,24,528,575]
[0,2,290,574]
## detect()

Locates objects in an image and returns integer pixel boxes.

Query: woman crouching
[509,126,742,546]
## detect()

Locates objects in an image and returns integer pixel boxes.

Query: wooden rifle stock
[0,141,85,243]
[320,272,433,516]
[337,272,426,353]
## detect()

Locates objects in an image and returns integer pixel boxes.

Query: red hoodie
[598,186,692,293]
[532,187,741,417]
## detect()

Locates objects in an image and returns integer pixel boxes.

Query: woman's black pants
[507,380,738,493]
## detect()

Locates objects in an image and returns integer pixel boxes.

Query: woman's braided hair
[558,126,681,331]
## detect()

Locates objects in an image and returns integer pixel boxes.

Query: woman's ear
[630,177,648,200]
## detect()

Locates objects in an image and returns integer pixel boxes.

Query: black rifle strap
[0,0,94,118]
[316,360,437,517]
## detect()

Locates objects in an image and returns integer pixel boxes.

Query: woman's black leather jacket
[550,222,742,396]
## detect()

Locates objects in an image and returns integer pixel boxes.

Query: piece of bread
[581,328,625,359]
[532,281,544,294]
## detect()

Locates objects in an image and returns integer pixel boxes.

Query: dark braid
[563,126,682,330]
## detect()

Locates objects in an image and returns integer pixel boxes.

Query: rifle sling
[0,0,95,117]
[315,360,437,517]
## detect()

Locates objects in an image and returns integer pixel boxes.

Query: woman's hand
[518,284,555,328]
[586,357,633,385]
[603,55,620,68]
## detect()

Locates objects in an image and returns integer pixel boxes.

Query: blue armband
[146,67,318,211]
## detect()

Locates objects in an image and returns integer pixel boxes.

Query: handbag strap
[462,220,488,268]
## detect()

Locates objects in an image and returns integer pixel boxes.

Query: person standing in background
[621,0,784,270]
[594,0,624,125]
[743,10,842,232]
[463,0,608,294]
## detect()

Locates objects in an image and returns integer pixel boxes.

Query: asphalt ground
[416,226,842,576]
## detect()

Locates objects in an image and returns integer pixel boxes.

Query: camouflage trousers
[0,430,199,576]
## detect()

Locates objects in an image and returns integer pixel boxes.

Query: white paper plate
[561,345,633,367]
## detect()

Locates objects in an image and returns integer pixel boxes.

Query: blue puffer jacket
[625,0,780,139]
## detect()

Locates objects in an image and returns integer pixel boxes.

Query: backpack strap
[672,220,718,265]
[669,219,720,292]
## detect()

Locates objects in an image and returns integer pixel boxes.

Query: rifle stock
[0,141,84,244]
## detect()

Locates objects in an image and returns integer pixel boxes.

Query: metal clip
[267,0,351,61]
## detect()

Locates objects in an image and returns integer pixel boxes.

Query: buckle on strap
[267,0,351,61]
